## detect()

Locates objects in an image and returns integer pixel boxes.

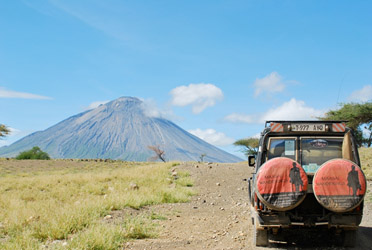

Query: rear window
[266,137,344,174]
[267,138,296,161]
[301,137,343,173]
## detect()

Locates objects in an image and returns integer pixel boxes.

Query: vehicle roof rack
[265,120,349,128]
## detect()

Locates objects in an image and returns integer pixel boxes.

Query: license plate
[291,123,325,132]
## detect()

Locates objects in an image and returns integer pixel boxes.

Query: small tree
[16,146,51,160]
[234,138,259,157]
[199,153,207,162]
[148,145,166,162]
[0,124,10,138]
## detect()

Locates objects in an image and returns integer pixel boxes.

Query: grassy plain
[359,147,372,202]
[0,159,194,250]
[359,147,372,179]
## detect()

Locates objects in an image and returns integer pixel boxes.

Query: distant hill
[0,97,242,162]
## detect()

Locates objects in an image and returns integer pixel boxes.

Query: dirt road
[126,162,372,250]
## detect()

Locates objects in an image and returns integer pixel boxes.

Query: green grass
[0,160,194,249]
[149,211,167,221]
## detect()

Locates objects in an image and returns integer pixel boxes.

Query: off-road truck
[248,121,367,247]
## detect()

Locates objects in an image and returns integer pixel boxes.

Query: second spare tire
[313,158,367,212]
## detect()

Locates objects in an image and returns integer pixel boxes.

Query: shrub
[16,146,51,160]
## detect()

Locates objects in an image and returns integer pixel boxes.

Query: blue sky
[1,0,371,158]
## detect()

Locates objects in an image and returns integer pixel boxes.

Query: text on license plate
[291,124,326,132]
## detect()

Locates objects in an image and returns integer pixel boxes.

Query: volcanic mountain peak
[0,97,242,162]
[106,96,142,109]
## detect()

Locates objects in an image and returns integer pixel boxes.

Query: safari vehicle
[247,121,367,247]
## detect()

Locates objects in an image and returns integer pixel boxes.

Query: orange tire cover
[256,157,308,211]
[313,159,366,212]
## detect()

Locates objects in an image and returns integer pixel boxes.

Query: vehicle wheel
[342,230,357,247]
[253,216,268,246]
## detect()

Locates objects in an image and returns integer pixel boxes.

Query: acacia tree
[0,124,10,138]
[148,145,166,162]
[321,102,372,147]
[233,137,259,157]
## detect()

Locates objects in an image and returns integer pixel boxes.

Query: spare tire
[313,159,367,212]
[255,157,308,211]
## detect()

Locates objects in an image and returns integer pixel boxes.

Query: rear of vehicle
[248,121,366,247]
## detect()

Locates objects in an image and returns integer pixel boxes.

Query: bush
[16,146,51,160]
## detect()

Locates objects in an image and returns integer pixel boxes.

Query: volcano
[0,97,242,162]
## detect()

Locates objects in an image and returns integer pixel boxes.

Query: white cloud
[188,128,235,146]
[0,127,24,147]
[348,85,372,102]
[0,87,52,100]
[224,113,255,123]
[9,127,21,134]
[261,98,325,121]
[170,83,224,114]
[140,98,174,119]
[224,98,325,124]
[86,100,109,110]
[253,72,285,97]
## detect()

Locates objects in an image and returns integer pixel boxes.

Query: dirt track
[126,162,372,250]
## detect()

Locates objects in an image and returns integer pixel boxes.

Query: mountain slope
[0,97,242,162]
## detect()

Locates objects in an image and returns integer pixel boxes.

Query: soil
[126,162,372,250]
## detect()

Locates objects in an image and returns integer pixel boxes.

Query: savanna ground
[0,148,372,250]
[0,160,194,249]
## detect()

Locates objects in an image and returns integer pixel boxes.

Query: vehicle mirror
[248,155,255,167]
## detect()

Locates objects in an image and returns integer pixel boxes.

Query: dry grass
[359,147,372,202]
[359,147,372,179]
[0,159,194,249]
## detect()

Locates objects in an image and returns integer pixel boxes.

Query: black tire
[253,216,268,247]
[248,178,253,205]
[342,230,357,247]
